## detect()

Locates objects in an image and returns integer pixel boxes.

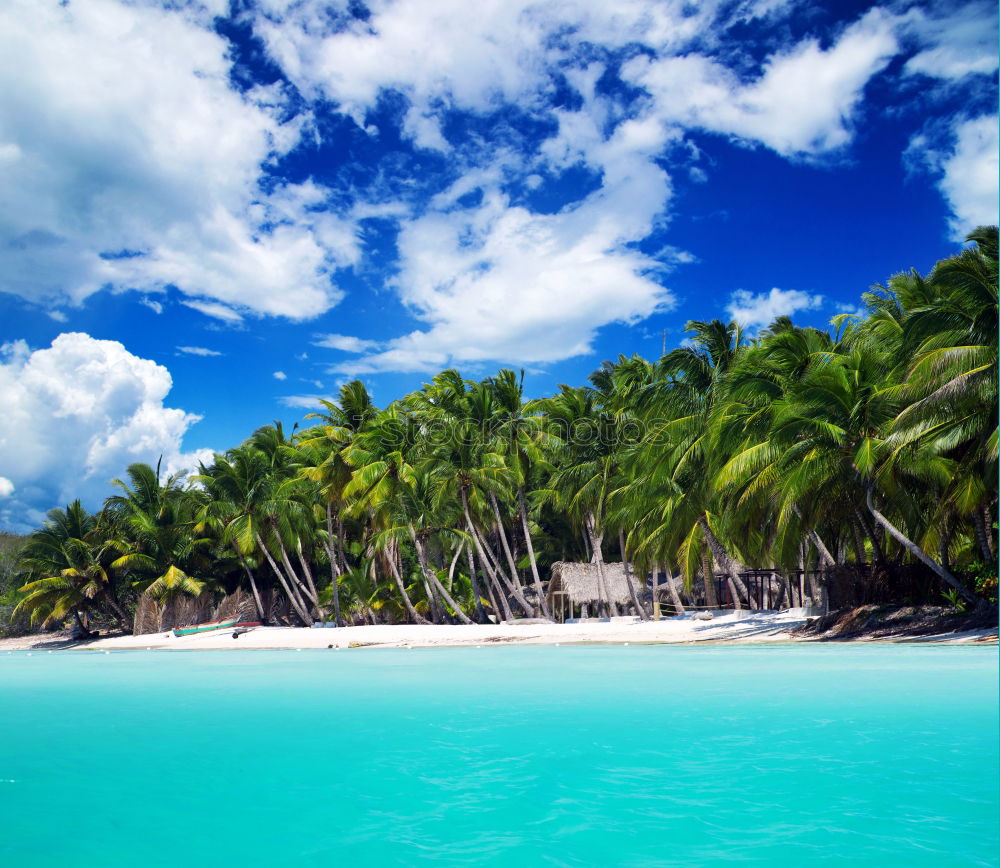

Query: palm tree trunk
[619,530,648,619]
[386,540,430,624]
[701,547,719,608]
[727,576,743,612]
[519,487,551,618]
[462,489,532,617]
[336,512,350,572]
[467,546,487,623]
[865,486,977,605]
[489,493,527,593]
[410,528,473,624]
[268,518,316,616]
[325,504,342,627]
[276,537,315,619]
[102,594,132,631]
[662,560,685,615]
[855,507,887,567]
[295,539,321,609]
[468,518,516,620]
[793,505,836,567]
[234,544,266,622]
[973,509,993,563]
[254,530,312,624]
[697,515,756,609]
[585,513,619,618]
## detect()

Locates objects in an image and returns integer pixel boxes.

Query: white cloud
[273,371,288,380]
[313,333,380,353]
[338,177,674,374]
[622,8,898,157]
[280,394,327,409]
[726,287,823,330]
[901,1,998,81]
[176,346,223,357]
[907,115,999,240]
[0,333,211,531]
[0,0,354,320]
[938,117,999,239]
[181,299,244,325]
[0,477,13,499]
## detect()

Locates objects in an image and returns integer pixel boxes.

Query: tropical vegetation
[6,227,998,633]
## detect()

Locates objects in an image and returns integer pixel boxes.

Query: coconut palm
[16,501,130,631]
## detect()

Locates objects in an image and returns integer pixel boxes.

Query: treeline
[9,227,998,633]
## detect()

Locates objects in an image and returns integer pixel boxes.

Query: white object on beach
[694,611,713,621]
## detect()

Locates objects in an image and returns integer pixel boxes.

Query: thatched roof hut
[546,561,633,613]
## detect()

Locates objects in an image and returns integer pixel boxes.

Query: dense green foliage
[9,228,998,631]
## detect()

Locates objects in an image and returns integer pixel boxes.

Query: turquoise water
[0,646,996,867]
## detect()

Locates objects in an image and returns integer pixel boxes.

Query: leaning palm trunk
[470,520,516,619]
[855,507,887,567]
[268,518,317,616]
[385,540,429,625]
[701,548,719,608]
[254,530,312,624]
[295,539,322,611]
[865,487,977,605]
[518,488,550,618]
[489,493,527,593]
[410,529,473,624]
[619,530,648,619]
[101,592,132,630]
[462,489,533,618]
[466,547,487,623]
[660,560,685,615]
[792,505,837,567]
[234,544,266,622]
[585,513,619,618]
[697,514,756,610]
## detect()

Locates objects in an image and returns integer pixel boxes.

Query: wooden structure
[546,561,636,621]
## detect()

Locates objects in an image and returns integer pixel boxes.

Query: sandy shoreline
[1,610,996,651]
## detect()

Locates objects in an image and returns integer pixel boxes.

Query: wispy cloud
[176,345,223,357]
[312,333,380,353]
[181,300,244,325]
[280,394,327,409]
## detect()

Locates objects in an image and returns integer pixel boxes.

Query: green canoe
[172,618,239,637]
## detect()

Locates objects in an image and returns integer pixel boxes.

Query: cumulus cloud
[907,115,999,240]
[0,333,211,531]
[0,0,354,319]
[938,117,999,238]
[273,371,288,380]
[176,346,223,357]
[256,1,912,373]
[622,8,898,157]
[725,287,823,330]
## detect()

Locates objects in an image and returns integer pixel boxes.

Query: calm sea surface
[0,645,996,866]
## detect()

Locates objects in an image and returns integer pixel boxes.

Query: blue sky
[0,0,997,530]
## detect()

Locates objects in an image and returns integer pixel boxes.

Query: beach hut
[546,561,635,620]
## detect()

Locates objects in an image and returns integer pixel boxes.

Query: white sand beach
[2,610,995,651]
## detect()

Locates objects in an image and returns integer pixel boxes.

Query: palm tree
[298,379,378,626]
[103,462,213,615]
[15,501,130,631]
